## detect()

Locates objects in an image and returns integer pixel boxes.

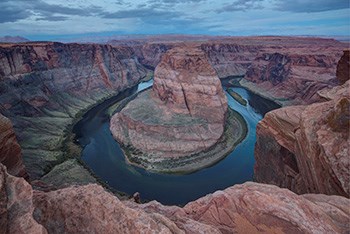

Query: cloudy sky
[0,0,349,40]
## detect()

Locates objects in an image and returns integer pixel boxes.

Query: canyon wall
[254,51,350,197]
[241,50,342,105]
[114,37,345,106]
[1,163,348,234]
[0,42,147,179]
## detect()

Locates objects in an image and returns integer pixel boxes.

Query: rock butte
[110,46,246,172]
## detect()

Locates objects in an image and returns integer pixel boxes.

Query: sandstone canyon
[0,36,349,233]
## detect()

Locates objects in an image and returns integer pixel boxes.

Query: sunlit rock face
[110,46,229,171]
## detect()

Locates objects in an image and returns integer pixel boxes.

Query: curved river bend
[73,80,280,205]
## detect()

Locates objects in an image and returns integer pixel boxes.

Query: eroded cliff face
[0,114,27,178]
[242,50,342,105]
[1,164,348,234]
[0,42,147,180]
[201,43,260,78]
[255,78,350,197]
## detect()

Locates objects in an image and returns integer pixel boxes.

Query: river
[73,79,280,205]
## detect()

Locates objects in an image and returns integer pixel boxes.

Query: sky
[0,0,349,40]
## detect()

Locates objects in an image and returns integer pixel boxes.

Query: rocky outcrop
[0,42,147,180]
[255,80,350,197]
[110,46,241,172]
[336,50,350,84]
[0,164,46,234]
[1,163,349,233]
[0,114,27,178]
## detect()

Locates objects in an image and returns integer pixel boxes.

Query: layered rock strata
[255,79,350,197]
[115,36,345,105]
[110,47,244,172]
[241,50,342,105]
[0,42,147,180]
[1,163,349,234]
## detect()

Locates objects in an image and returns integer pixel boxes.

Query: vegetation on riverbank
[228,89,248,106]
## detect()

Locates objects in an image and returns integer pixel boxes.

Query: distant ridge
[0,36,30,43]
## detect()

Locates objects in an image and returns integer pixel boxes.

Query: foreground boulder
[1,163,349,233]
[110,46,244,173]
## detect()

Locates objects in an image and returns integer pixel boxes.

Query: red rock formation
[110,46,230,171]
[152,46,227,123]
[0,114,27,178]
[0,42,147,117]
[255,81,350,197]
[1,163,349,233]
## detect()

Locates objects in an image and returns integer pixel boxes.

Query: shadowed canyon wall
[0,42,147,179]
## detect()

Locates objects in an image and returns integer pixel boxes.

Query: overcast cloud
[0,0,348,40]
